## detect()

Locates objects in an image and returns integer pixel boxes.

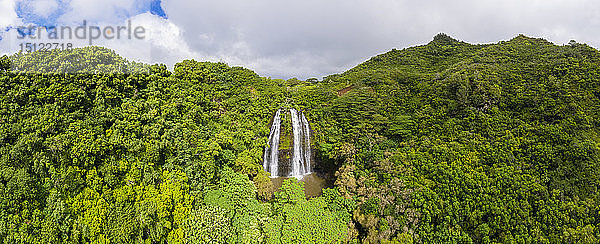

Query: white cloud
[1,0,195,67]
[3,0,600,78]
[30,0,59,18]
[0,0,20,27]
[159,0,600,79]
[0,12,197,68]
[58,0,137,24]
[94,13,200,67]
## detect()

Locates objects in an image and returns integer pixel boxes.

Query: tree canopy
[1,35,600,243]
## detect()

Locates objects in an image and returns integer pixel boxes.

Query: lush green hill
[296,34,600,243]
[1,35,599,243]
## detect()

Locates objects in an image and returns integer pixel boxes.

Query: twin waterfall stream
[263,109,312,178]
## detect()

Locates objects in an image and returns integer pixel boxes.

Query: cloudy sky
[1,0,600,79]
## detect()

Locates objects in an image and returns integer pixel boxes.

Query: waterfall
[263,108,312,179]
[301,112,311,173]
[290,109,304,177]
[263,109,281,177]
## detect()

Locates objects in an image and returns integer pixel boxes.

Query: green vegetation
[1,34,600,243]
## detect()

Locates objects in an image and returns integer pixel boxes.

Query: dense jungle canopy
[0,34,599,243]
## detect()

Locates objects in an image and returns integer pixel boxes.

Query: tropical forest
[0,34,599,243]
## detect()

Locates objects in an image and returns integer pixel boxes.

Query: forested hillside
[1,34,599,243]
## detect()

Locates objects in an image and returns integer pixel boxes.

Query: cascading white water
[263,108,312,178]
[263,109,281,177]
[301,112,311,173]
[290,109,304,177]
[290,108,312,178]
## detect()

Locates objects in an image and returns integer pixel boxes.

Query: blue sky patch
[15,0,67,27]
[0,0,167,42]
[14,0,167,27]
[151,0,167,19]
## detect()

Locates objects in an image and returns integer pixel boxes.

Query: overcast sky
[1,0,600,79]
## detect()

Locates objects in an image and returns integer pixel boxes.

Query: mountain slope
[293,34,600,242]
[0,35,599,243]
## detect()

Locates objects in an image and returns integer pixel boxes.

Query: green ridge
[0,34,599,243]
